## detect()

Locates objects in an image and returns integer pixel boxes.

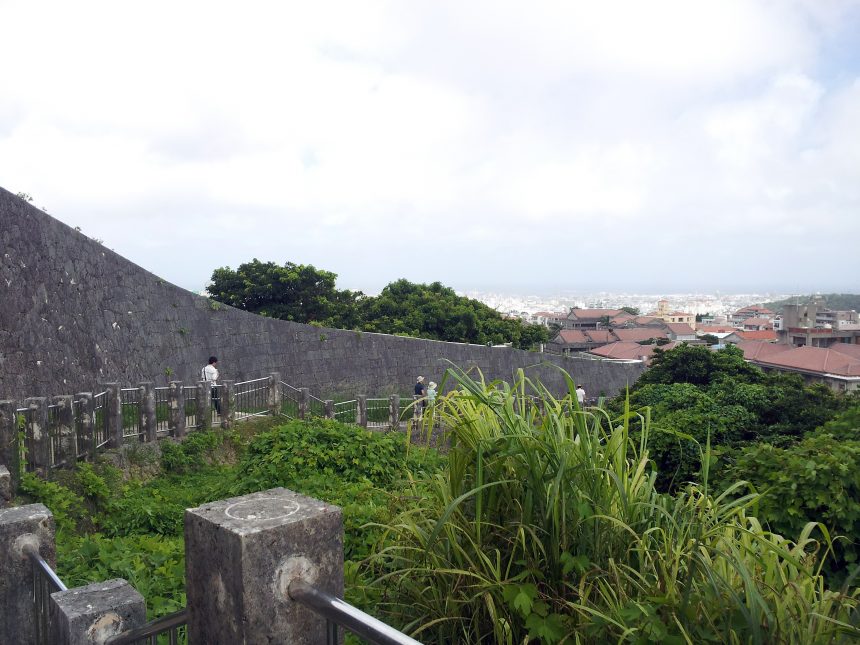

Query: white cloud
[0,0,858,292]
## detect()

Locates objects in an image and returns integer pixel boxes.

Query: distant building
[779,304,860,348]
[741,317,773,331]
[652,298,696,329]
[562,308,623,330]
[732,305,775,325]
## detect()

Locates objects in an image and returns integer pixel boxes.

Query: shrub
[722,432,860,581]
[367,367,860,644]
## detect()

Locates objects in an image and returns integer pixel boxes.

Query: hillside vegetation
[762,293,860,313]
[16,348,860,643]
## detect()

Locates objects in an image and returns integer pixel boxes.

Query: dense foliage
[367,368,860,643]
[621,344,847,490]
[208,260,548,349]
[209,259,363,328]
[18,420,442,620]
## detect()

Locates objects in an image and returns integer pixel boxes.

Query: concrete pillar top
[51,578,146,644]
[188,487,340,537]
[0,502,52,527]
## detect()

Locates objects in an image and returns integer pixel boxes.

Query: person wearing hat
[414,376,427,418]
[427,381,437,406]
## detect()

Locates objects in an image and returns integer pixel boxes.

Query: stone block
[185,487,343,644]
[50,578,145,645]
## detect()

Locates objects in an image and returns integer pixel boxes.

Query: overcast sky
[1,0,858,295]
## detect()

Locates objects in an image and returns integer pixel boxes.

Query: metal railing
[26,545,68,644]
[333,399,357,424]
[154,387,170,437]
[234,377,269,420]
[93,390,110,449]
[308,394,327,418]
[121,387,143,440]
[280,381,301,418]
[105,609,188,645]
[182,386,198,429]
[289,579,421,645]
[366,398,389,427]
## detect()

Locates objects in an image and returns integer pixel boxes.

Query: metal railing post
[140,382,156,443]
[388,395,400,431]
[105,383,123,449]
[220,380,235,429]
[357,396,367,428]
[76,392,94,462]
[24,397,49,476]
[299,388,310,420]
[269,372,282,416]
[197,381,212,431]
[168,381,187,438]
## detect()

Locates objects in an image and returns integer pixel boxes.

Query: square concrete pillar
[185,488,343,644]
[0,503,55,644]
[50,579,146,645]
[0,465,11,506]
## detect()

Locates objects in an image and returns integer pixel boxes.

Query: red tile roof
[554,330,589,344]
[736,306,775,315]
[665,323,696,336]
[614,328,668,342]
[567,308,622,319]
[698,325,738,333]
[735,330,778,341]
[738,341,860,377]
[588,341,678,362]
[742,316,773,328]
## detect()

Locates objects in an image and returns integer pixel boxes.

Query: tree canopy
[209,262,548,349]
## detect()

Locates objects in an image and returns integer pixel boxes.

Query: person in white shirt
[575,384,586,407]
[202,356,221,414]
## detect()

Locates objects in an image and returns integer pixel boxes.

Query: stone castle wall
[0,188,645,400]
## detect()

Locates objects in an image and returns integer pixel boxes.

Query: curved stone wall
[0,188,645,400]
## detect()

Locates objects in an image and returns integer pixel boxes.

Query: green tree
[208,259,364,328]
[620,306,640,316]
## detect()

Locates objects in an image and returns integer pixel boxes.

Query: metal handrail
[234,377,269,387]
[26,545,68,593]
[104,608,188,644]
[288,579,421,645]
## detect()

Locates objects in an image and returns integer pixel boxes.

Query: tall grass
[367,367,860,643]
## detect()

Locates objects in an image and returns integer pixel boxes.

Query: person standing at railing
[202,356,221,414]
[427,381,437,406]
[414,376,426,419]
[576,383,586,408]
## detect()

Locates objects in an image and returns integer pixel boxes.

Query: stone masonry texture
[185,487,343,644]
[0,187,646,401]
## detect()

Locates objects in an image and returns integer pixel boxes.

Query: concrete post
[168,382,186,439]
[269,372,282,417]
[24,397,50,477]
[52,395,75,468]
[105,384,123,449]
[0,503,56,644]
[0,466,11,507]
[0,400,20,493]
[75,393,94,462]
[356,395,367,428]
[389,394,400,431]
[185,488,343,644]
[324,400,335,419]
[197,381,212,431]
[299,388,310,420]
[220,380,235,430]
[139,382,156,443]
[50,579,146,645]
